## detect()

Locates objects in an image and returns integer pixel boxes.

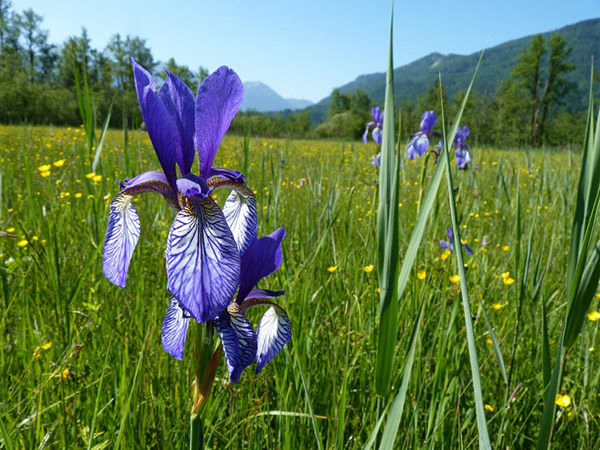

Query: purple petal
[237,228,286,303]
[244,288,285,300]
[176,174,210,197]
[103,172,177,287]
[209,167,246,184]
[214,309,257,383]
[463,243,473,255]
[446,227,454,241]
[420,111,437,133]
[195,66,244,179]
[256,305,291,373]
[158,71,196,175]
[221,184,257,255]
[362,126,369,144]
[161,299,191,360]
[132,59,178,191]
[372,127,383,145]
[406,134,429,159]
[102,191,140,288]
[166,196,240,323]
[440,240,453,251]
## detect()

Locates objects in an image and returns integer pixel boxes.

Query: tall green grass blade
[87,336,113,450]
[438,64,491,449]
[378,302,425,449]
[294,351,323,450]
[0,415,13,450]
[480,304,507,384]
[92,104,112,172]
[375,8,400,396]
[74,66,95,154]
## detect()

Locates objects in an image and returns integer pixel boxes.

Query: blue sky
[10,0,600,102]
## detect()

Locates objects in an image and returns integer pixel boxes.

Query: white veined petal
[102,193,140,288]
[222,184,257,254]
[256,306,291,373]
[166,196,240,323]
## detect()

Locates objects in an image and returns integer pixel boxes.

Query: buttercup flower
[406,111,438,159]
[162,229,291,383]
[363,106,384,145]
[103,58,256,324]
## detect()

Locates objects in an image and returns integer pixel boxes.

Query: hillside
[308,18,600,123]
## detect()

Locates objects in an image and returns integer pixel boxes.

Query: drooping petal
[195,66,244,178]
[362,126,369,144]
[102,172,177,287]
[256,305,291,373]
[244,288,285,300]
[222,185,257,255]
[208,167,246,184]
[237,228,286,303]
[214,308,257,383]
[102,191,140,288]
[166,196,240,323]
[158,71,196,175]
[440,240,453,251]
[161,299,191,360]
[132,59,178,191]
[406,133,429,160]
[372,127,383,145]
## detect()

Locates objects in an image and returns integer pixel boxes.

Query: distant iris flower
[103,58,257,325]
[162,229,291,383]
[440,227,473,255]
[454,126,472,169]
[363,106,384,145]
[406,111,439,159]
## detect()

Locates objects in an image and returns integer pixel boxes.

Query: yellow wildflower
[60,367,72,382]
[417,270,426,280]
[484,404,494,413]
[502,245,509,252]
[500,271,510,279]
[327,266,337,273]
[17,240,28,247]
[375,287,381,294]
[440,250,451,261]
[92,174,102,182]
[363,265,374,273]
[587,311,600,321]
[74,193,82,198]
[503,277,515,286]
[492,303,503,311]
[37,164,51,172]
[53,159,65,167]
[40,170,51,178]
[555,394,571,408]
[6,227,15,233]
[85,172,96,179]
[449,274,460,284]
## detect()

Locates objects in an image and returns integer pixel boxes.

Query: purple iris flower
[371,152,381,169]
[406,111,439,160]
[454,126,472,169]
[363,106,384,144]
[103,58,257,325]
[162,229,291,383]
[440,227,473,255]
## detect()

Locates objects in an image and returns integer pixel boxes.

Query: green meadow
[1,123,600,448]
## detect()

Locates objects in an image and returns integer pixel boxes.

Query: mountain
[308,18,600,123]
[241,81,314,112]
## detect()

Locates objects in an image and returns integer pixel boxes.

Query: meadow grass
[1,124,600,448]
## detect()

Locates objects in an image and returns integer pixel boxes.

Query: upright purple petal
[420,111,437,133]
[166,196,240,323]
[236,228,286,303]
[161,299,191,360]
[195,66,244,178]
[256,305,291,373]
[132,59,178,191]
[158,71,196,175]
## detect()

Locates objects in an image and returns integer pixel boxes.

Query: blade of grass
[92,103,113,173]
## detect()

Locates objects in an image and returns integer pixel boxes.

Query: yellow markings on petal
[587,310,600,321]
[449,274,460,284]
[555,394,571,408]
[327,266,337,273]
[363,265,374,273]
[417,270,426,280]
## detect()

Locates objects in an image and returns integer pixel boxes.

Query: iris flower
[440,227,473,254]
[363,106,384,144]
[103,58,257,325]
[162,228,291,383]
[454,126,472,169]
[406,111,439,159]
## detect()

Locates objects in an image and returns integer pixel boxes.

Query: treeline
[0,1,208,128]
[0,0,596,147]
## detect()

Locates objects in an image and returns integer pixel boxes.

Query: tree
[0,0,11,49]
[512,33,574,145]
[15,8,48,82]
